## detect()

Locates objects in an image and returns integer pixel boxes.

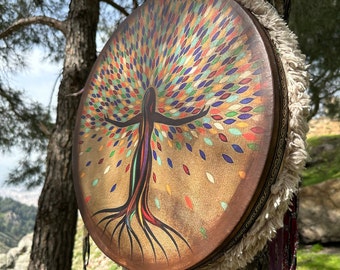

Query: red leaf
[183,164,190,175]
[251,126,265,134]
[220,93,231,99]
[218,133,228,142]
[239,78,252,84]
[240,106,252,112]
[212,115,223,120]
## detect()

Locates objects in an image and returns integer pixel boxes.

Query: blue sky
[0,35,107,205]
[0,48,60,205]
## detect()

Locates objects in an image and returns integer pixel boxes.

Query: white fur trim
[200,0,310,269]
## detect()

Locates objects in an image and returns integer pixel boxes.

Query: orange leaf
[185,196,193,210]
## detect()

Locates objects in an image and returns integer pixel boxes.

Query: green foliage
[310,244,324,253]
[289,0,340,119]
[0,0,146,189]
[0,84,53,188]
[298,244,340,270]
[302,135,340,186]
[0,1,64,188]
[0,197,37,253]
[0,0,67,68]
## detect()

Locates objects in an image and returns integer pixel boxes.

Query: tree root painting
[73,0,285,269]
[93,87,208,261]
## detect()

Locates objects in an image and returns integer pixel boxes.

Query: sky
[0,48,60,206]
[0,24,108,206]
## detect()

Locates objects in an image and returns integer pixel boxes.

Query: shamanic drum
[73,0,308,269]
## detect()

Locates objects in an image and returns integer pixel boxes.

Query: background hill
[0,197,37,254]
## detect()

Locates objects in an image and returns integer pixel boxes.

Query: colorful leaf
[183,164,190,175]
[185,196,193,210]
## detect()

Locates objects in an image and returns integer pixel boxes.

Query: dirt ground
[307,117,340,137]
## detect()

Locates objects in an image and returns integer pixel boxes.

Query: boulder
[0,254,7,269]
[298,179,340,244]
[0,233,32,270]
[13,233,33,270]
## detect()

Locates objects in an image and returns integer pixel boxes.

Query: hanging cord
[83,225,90,270]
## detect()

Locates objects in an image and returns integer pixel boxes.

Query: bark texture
[28,0,99,269]
[266,0,291,20]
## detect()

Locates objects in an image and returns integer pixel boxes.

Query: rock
[14,233,32,270]
[0,233,32,269]
[298,179,340,244]
[17,233,32,252]
[6,247,20,268]
[14,251,31,270]
[0,254,7,269]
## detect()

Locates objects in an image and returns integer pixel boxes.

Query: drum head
[73,0,287,269]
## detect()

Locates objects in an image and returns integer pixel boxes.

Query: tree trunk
[308,84,321,120]
[267,0,291,21]
[28,0,99,269]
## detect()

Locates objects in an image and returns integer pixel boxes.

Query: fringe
[200,0,310,269]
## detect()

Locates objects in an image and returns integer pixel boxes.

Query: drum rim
[190,2,289,268]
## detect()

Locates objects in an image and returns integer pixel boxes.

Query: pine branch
[0,16,66,39]
[0,87,52,137]
[100,0,130,16]
[133,0,139,9]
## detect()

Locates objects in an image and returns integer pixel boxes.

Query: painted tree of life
[73,0,287,269]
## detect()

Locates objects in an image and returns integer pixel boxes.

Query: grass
[302,135,340,186]
[298,244,340,270]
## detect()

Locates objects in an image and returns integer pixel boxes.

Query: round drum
[73,0,288,269]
